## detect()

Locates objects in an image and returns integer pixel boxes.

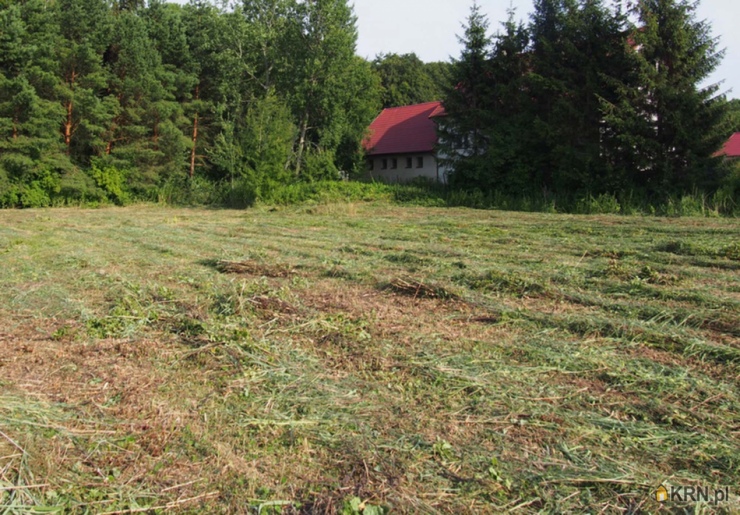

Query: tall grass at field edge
[3,175,739,216]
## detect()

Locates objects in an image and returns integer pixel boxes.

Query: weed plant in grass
[0,205,739,513]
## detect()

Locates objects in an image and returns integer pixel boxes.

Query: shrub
[576,193,622,214]
[300,150,341,181]
[223,177,258,208]
[87,164,130,205]
[157,175,223,206]
[57,169,108,204]
[19,183,52,208]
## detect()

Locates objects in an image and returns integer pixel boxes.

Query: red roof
[364,102,444,156]
[719,132,740,158]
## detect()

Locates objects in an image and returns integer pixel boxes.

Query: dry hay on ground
[216,259,296,278]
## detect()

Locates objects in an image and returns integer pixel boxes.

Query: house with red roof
[363,101,449,183]
[718,133,740,160]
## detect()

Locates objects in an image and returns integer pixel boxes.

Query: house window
[391,158,398,170]
[382,158,388,170]
[369,159,374,171]
[416,156,424,168]
[406,157,413,169]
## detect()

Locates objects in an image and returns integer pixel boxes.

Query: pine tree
[0,0,70,206]
[143,0,197,178]
[55,0,115,162]
[182,0,225,179]
[102,10,165,171]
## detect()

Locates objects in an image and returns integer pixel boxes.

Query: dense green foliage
[371,53,452,108]
[439,0,738,202]
[0,0,382,207]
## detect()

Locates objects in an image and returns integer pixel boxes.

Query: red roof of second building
[364,102,444,156]
[720,132,740,157]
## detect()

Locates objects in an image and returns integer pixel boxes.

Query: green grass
[0,204,739,514]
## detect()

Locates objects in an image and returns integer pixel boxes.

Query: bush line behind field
[3,176,740,217]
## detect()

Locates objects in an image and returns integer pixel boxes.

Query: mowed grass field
[0,204,739,514]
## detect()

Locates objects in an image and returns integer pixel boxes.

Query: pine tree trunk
[106,91,125,155]
[190,84,200,179]
[63,70,76,155]
[12,111,18,140]
[64,100,73,155]
[295,111,309,176]
[153,115,159,147]
[190,113,198,179]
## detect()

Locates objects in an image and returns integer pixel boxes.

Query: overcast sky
[353,0,739,99]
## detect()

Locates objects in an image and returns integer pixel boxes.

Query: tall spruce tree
[528,0,632,192]
[605,0,733,192]
[2,0,737,206]
[437,3,492,188]
[480,10,536,192]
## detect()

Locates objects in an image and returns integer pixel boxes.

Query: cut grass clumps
[215,259,296,278]
[385,276,459,300]
[723,241,740,260]
[658,240,740,261]
[587,248,637,260]
[594,262,681,285]
[85,285,164,338]
[1,205,740,513]
[384,251,428,267]
[636,265,681,285]
[456,269,548,297]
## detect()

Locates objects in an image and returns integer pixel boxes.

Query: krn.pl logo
[656,485,668,503]
[655,483,731,505]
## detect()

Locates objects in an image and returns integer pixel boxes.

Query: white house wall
[366,154,448,184]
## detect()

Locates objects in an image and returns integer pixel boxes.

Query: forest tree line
[440,0,740,201]
[0,0,450,207]
[0,0,738,208]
